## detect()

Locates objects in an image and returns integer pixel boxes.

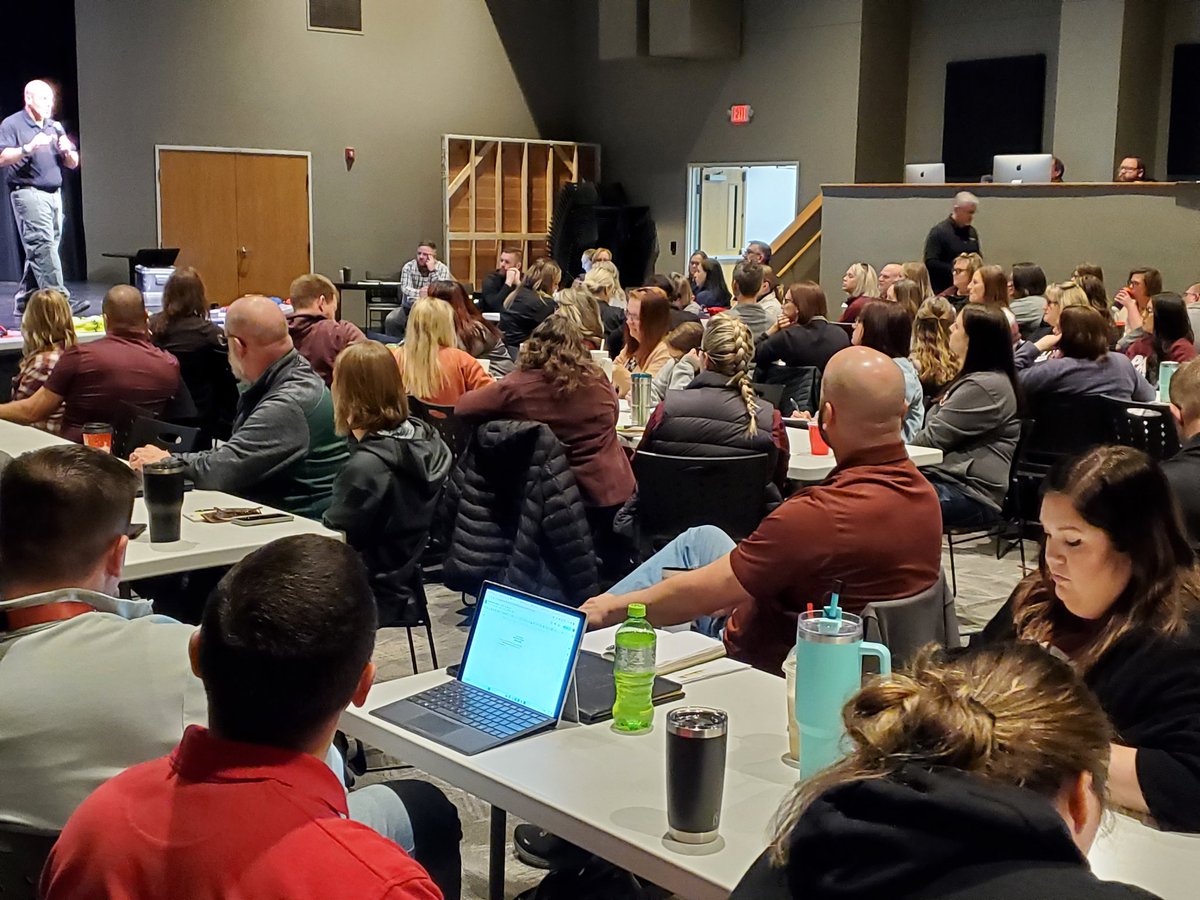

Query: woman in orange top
[612,286,673,399]
[393,297,494,407]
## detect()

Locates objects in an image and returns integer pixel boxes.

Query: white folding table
[342,665,1190,899]
[784,423,943,482]
[124,490,342,580]
[342,667,792,900]
[0,419,73,456]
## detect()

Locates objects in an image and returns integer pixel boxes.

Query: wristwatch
[20,143,31,156]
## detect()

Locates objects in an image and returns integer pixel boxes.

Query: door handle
[239,246,250,258]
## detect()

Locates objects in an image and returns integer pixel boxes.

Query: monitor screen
[459,584,586,718]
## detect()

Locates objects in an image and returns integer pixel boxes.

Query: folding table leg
[489,805,506,900]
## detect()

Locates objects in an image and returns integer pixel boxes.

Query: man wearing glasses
[1185,283,1200,341]
[130,296,347,519]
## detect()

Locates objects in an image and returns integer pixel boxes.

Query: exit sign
[729,104,754,125]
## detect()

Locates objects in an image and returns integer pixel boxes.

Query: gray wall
[904,0,1061,165]
[74,0,542,284]
[820,184,1200,316]
[570,0,866,271]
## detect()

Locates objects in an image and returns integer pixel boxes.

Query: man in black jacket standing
[923,192,981,294]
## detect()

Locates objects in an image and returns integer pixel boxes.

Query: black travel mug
[340,266,351,283]
[665,707,728,844]
[142,458,186,543]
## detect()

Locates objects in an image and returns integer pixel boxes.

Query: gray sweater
[911,371,1020,509]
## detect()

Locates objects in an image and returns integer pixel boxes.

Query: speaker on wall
[1167,44,1200,180]
[941,55,1046,182]
[308,0,362,33]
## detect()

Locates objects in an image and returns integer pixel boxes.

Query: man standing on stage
[0,80,82,314]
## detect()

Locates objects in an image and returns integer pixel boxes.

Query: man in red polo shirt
[42,535,459,900]
[0,284,180,441]
[582,345,943,674]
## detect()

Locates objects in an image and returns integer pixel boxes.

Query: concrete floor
[362,535,1031,899]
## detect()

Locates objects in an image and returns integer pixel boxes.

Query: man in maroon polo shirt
[582,346,943,674]
[0,284,179,441]
[287,273,366,386]
[42,535,459,900]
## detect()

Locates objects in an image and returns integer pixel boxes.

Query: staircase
[770,193,822,284]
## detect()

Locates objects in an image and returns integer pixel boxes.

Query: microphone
[50,120,65,137]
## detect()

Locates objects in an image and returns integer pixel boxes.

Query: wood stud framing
[443,135,600,289]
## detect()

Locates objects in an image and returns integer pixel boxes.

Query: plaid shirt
[400,258,451,308]
[13,346,66,434]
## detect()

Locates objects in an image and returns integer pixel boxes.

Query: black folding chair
[1105,397,1180,460]
[945,419,1031,595]
[632,451,771,556]
[408,397,469,462]
[750,382,784,410]
[364,270,402,332]
[126,416,201,456]
[0,822,58,900]
[753,365,820,416]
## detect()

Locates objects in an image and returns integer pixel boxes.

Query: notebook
[572,650,684,725]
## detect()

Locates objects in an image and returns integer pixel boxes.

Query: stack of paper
[580,626,748,683]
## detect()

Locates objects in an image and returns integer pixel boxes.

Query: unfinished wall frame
[443,134,601,289]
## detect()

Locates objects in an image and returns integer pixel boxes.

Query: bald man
[923,192,981,294]
[131,296,348,518]
[581,346,943,673]
[0,80,82,313]
[0,285,178,441]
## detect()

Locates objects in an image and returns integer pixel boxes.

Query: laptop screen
[459,583,586,718]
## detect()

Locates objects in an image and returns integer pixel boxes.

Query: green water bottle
[612,603,657,732]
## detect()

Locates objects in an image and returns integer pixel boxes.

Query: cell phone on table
[127,523,147,539]
[231,513,294,527]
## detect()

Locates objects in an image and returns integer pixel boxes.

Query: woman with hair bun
[733,642,1157,898]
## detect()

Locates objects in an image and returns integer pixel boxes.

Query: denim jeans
[324,743,415,852]
[10,187,67,306]
[384,305,409,339]
[929,477,997,530]
[608,526,738,635]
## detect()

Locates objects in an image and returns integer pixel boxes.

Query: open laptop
[371,582,587,755]
[993,153,1053,183]
[904,163,945,184]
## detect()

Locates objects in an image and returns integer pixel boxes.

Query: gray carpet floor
[360,535,1032,899]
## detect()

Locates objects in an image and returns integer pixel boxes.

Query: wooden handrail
[771,193,822,255]
[778,230,821,278]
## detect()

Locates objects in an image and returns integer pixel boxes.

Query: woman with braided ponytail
[636,315,790,491]
[734,642,1155,899]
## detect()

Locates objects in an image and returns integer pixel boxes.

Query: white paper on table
[580,626,730,676]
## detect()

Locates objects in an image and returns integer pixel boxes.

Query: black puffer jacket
[323,420,453,627]
[439,420,598,605]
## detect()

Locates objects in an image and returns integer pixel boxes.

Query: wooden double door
[158,149,311,306]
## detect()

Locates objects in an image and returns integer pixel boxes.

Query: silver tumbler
[632,373,652,426]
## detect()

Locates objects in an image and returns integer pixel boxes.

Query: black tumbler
[142,459,186,543]
[339,266,352,283]
[665,707,728,844]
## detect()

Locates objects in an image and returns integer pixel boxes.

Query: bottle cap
[627,602,647,618]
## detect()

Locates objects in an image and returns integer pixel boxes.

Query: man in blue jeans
[582,346,944,675]
[0,80,83,314]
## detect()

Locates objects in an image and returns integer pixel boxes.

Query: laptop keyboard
[410,680,546,737]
